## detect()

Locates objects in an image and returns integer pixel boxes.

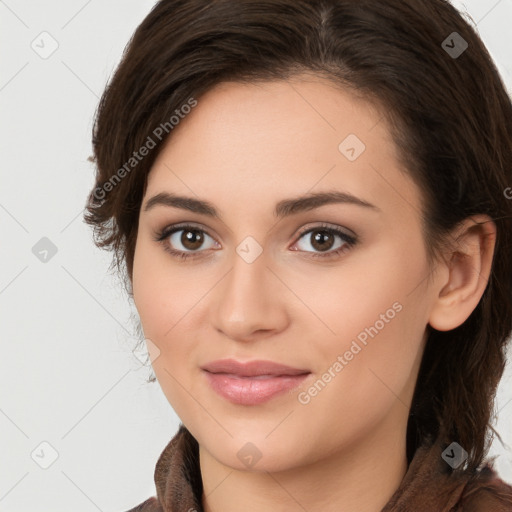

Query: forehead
[145,76,422,222]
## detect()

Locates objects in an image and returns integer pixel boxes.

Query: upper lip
[201,359,310,377]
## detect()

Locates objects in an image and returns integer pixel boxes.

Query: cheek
[288,236,427,354]
[291,239,429,415]
[132,240,207,399]
[132,247,162,337]
[132,239,193,339]
[132,247,196,414]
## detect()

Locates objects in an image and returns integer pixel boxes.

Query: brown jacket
[125,425,512,512]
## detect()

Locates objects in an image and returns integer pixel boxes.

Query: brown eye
[179,229,205,250]
[157,225,218,256]
[293,225,356,257]
[294,227,354,252]
[309,230,336,252]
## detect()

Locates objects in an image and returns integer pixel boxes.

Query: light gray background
[1,1,511,511]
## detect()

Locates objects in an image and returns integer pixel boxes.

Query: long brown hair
[84,0,512,472]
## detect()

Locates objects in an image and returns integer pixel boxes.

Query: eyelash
[153,223,357,261]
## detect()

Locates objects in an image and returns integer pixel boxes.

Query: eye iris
[182,229,204,250]
[311,230,334,252]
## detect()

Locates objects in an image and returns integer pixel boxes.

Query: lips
[201,359,311,405]
[200,358,310,377]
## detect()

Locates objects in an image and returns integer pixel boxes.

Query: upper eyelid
[295,223,355,239]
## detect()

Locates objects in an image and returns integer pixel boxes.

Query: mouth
[201,359,311,405]
[200,358,310,377]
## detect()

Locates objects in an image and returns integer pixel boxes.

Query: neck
[199,417,408,512]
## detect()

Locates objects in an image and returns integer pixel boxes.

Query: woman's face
[132,76,439,472]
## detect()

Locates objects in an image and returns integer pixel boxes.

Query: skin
[132,75,496,512]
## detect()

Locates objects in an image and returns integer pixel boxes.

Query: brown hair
[84,0,512,472]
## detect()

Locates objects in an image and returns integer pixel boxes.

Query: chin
[199,426,309,472]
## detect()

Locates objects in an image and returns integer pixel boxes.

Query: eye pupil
[182,229,204,250]
[311,231,334,252]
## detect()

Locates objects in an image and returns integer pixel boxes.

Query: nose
[211,246,289,342]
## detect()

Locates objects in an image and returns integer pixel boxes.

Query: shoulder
[123,496,163,512]
[457,464,512,511]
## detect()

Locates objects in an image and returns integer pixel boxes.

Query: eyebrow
[143,190,380,218]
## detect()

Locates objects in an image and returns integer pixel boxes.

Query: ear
[428,215,497,331]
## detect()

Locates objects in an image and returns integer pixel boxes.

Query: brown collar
[128,425,512,512]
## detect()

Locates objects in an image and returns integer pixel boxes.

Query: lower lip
[203,371,310,405]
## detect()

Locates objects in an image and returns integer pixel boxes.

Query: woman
[85,0,512,510]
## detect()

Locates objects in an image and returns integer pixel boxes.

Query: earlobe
[428,215,496,332]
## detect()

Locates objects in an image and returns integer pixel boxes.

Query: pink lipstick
[201,359,311,405]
